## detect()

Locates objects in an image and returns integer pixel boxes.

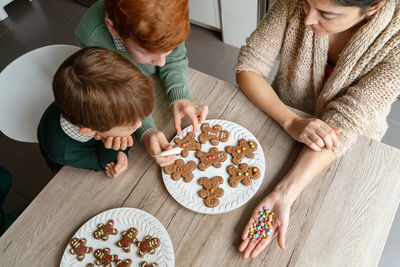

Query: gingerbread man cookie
[93,219,118,241]
[115,259,132,267]
[198,123,230,145]
[196,147,227,171]
[173,132,201,157]
[69,238,93,261]
[225,139,258,165]
[92,248,118,267]
[227,164,260,187]
[198,176,224,207]
[141,262,159,267]
[116,227,138,252]
[163,159,196,182]
[136,235,161,258]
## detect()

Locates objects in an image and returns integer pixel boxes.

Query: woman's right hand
[283,117,340,151]
[239,191,291,259]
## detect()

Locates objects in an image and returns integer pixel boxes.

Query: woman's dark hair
[334,0,382,12]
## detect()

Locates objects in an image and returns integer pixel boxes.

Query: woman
[235,0,399,258]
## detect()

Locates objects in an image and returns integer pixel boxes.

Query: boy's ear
[79,127,96,137]
[105,17,120,37]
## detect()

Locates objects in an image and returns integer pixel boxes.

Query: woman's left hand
[239,191,291,259]
[171,99,208,135]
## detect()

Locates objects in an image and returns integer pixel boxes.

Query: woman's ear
[365,0,386,17]
[79,127,96,137]
[105,17,120,37]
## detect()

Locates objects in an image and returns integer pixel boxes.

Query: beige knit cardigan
[234,0,400,156]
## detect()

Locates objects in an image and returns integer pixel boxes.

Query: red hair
[106,0,190,53]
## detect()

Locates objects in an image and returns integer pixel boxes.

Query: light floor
[0,0,399,265]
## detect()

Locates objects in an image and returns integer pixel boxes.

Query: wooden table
[1,69,400,267]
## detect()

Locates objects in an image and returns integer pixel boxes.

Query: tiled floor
[0,0,399,266]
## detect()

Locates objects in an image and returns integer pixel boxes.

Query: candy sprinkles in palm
[248,207,275,246]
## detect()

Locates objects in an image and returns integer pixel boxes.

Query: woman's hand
[283,117,340,151]
[171,99,208,135]
[239,191,291,259]
[142,129,175,167]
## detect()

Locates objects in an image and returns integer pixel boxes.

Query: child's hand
[239,191,291,259]
[142,129,175,167]
[105,152,128,178]
[95,134,134,151]
[171,99,208,135]
[283,117,340,151]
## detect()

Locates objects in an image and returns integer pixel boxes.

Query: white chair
[0,0,32,21]
[0,44,80,143]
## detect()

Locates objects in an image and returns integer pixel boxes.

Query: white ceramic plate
[162,119,265,214]
[60,208,174,267]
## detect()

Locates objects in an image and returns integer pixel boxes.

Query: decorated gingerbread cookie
[225,139,258,165]
[173,132,201,157]
[198,176,224,207]
[115,259,132,267]
[198,123,230,145]
[93,219,118,241]
[69,238,93,261]
[92,248,118,267]
[140,262,159,267]
[164,159,196,182]
[227,164,260,187]
[136,235,161,258]
[196,147,227,171]
[116,227,138,252]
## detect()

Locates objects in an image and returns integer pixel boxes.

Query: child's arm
[159,43,208,135]
[239,146,336,258]
[236,71,339,151]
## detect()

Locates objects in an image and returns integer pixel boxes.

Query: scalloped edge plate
[60,208,174,267]
[162,119,266,214]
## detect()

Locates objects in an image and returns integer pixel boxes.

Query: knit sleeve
[321,46,400,157]
[234,0,293,77]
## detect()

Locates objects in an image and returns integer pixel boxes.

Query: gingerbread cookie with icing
[136,235,161,258]
[163,159,196,182]
[173,132,201,157]
[116,227,138,252]
[227,164,260,187]
[196,147,227,171]
[93,219,118,241]
[69,238,93,261]
[92,248,118,267]
[140,262,159,267]
[198,176,224,207]
[225,139,258,165]
[198,123,230,145]
[115,259,132,267]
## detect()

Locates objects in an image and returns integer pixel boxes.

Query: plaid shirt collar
[60,115,93,143]
[112,36,127,51]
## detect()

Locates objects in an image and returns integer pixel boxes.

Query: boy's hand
[105,152,128,178]
[95,134,134,151]
[171,99,208,135]
[142,129,175,167]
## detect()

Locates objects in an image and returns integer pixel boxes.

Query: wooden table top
[1,68,400,267]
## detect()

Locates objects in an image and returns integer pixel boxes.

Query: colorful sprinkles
[248,206,274,246]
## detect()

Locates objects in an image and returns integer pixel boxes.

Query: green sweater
[75,0,191,140]
[37,102,129,172]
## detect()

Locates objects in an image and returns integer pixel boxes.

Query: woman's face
[303,0,368,36]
